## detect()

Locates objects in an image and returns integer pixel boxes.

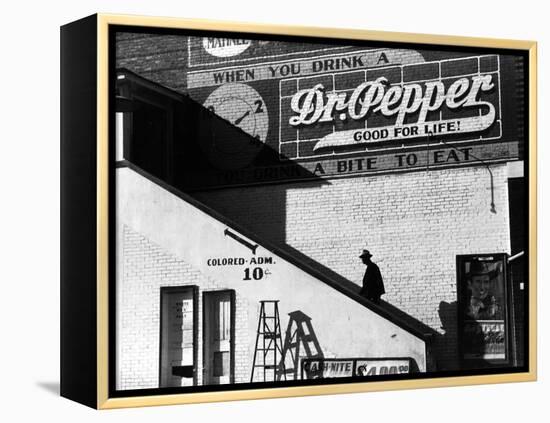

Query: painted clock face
[202,83,269,169]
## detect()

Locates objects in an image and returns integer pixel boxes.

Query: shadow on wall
[278,310,324,381]
[439,300,506,371]
[116,68,330,259]
[437,301,460,371]
[115,70,444,373]
[276,243,442,365]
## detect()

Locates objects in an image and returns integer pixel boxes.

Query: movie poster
[458,255,509,364]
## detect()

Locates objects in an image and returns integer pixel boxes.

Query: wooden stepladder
[278,310,324,380]
[250,300,287,382]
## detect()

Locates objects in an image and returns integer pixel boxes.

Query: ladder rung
[251,300,287,382]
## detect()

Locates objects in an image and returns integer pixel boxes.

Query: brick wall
[116,167,429,390]
[115,34,342,94]
[117,224,250,390]
[194,164,511,370]
[116,33,189,92]
[278,55,501,161]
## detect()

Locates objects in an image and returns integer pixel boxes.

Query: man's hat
[359,249,372,258]
[467,260,497,278]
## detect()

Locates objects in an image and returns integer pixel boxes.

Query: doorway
[203,290,235,385]
[159,286,197,388]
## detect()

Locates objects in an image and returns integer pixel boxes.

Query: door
[203,290,235,385]
[159,287,197,387]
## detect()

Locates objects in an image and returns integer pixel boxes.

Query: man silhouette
[359,249,385,304]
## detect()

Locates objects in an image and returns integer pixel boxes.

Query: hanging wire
[426,131,496,214]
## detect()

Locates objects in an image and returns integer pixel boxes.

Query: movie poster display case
[60,14,537,409]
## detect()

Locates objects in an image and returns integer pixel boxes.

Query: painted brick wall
[278,54,501,161]
[116,224,250,390]
[116,33,189,92]
[116,167,428,390]
[114,33,518,378]
[194,164,511,370]
[115,34,343,94]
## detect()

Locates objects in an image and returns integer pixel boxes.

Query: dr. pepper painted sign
[183,41,523,189]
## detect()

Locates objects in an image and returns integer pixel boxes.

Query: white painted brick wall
[194,165,511,369]
[117,225,250,390]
